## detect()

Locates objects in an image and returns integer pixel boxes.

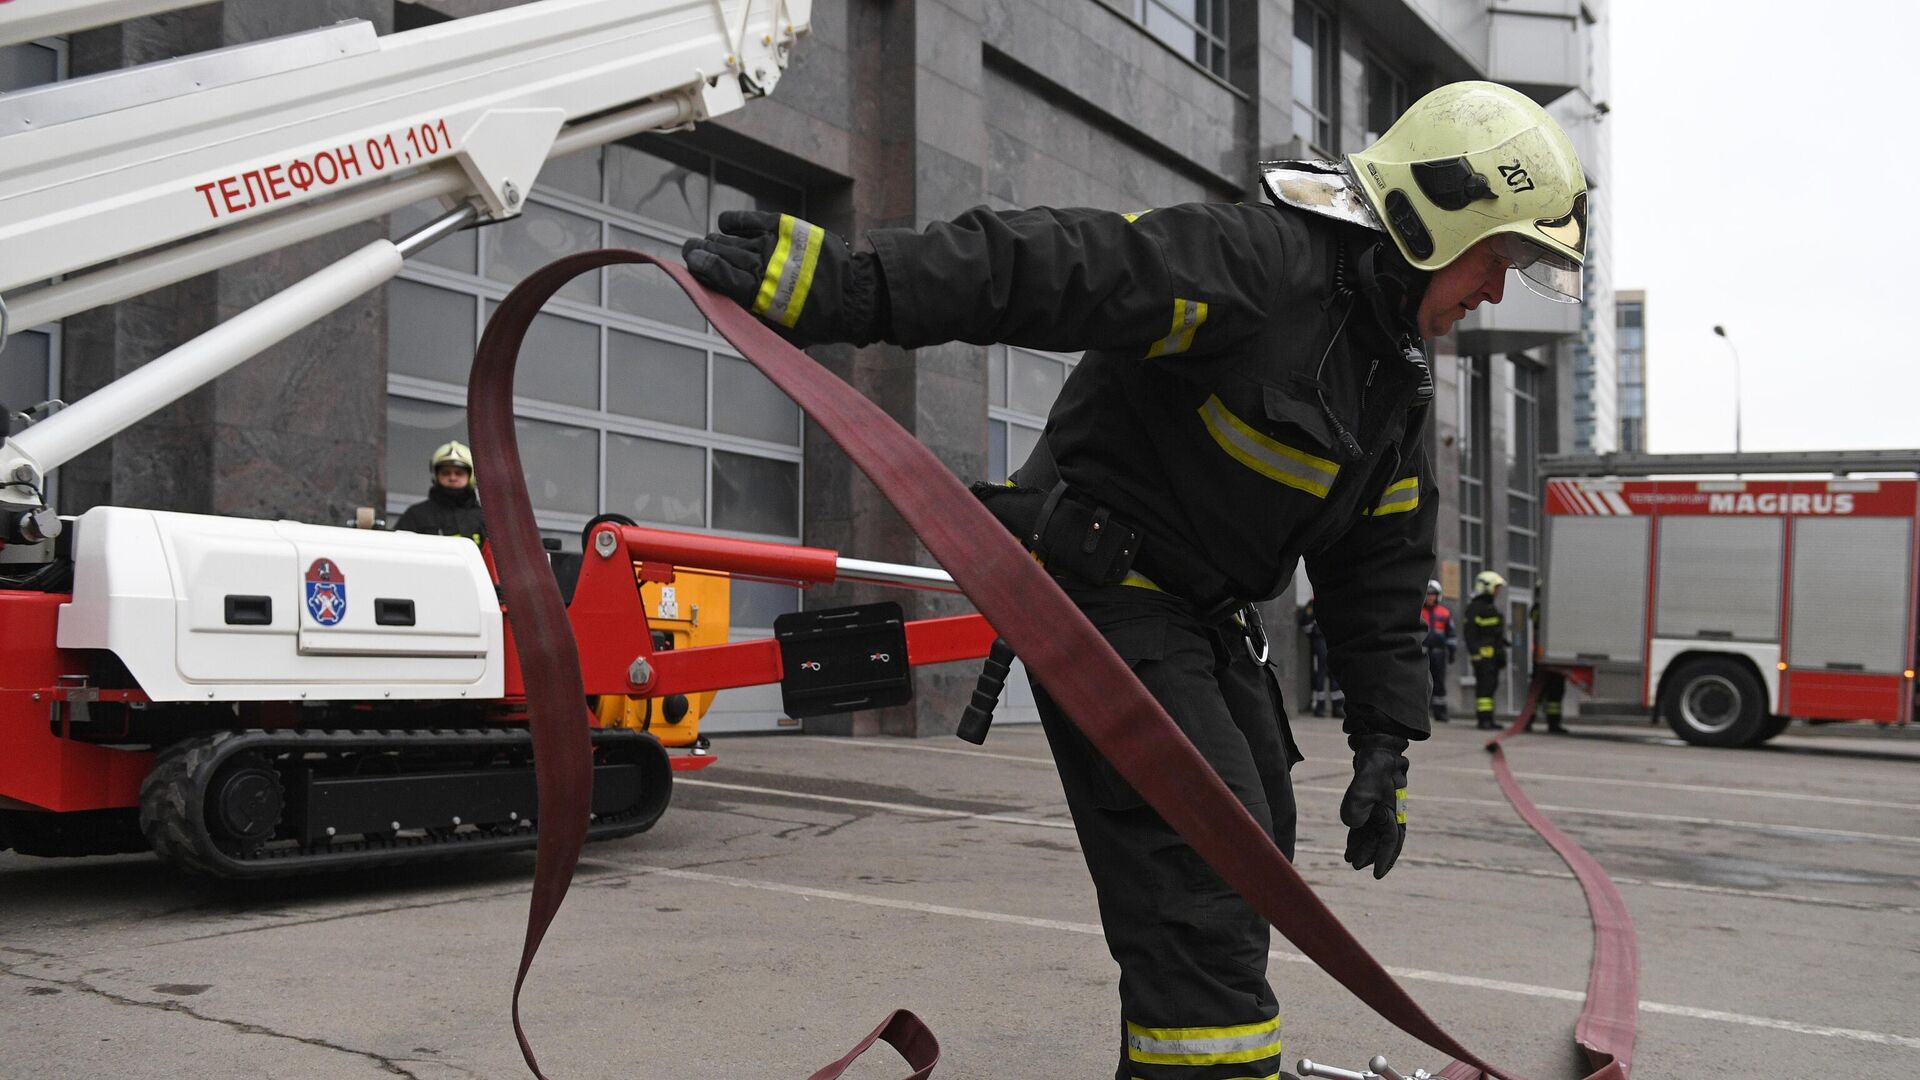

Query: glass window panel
[1291,104,1316,146]
[607,330,706,427]
[607,227,706,330]
[1008,423,1042,480]
[514,417,599,515]
[387,396,467,499]
[713,163,803,222]
[712,354,800,445]
[539,147,602,201]
[483,303,599,409]
[988,419,1008,484]
[389,279,477,384]
[1007,348,1064,417]
[606,141,708,233]
[392,200,478,274]
[1291,16,1316,104]
[712,451,798,536]
[606,432,705,526]
[485,202,600,304]
[1,329,50,413]
[989,346,1007,407]
[1144,3,1198,60]
[0,43,57,91]
[730,578,800,629]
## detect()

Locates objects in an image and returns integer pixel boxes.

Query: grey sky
[1610,0,1918,453]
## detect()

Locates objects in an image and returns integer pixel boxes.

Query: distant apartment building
[1616,289,1646,452]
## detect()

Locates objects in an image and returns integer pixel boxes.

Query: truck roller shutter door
[1789,517,1913,672]
[1655,517,1783,642]
[1544,516,1649,661]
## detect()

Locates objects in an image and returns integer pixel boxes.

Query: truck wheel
[1748,713,1792,746]
[1660,658,1765,747]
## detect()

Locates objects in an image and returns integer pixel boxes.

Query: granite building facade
[3,0,1612,732]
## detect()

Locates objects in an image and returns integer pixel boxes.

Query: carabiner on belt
[1235,604,1270,664]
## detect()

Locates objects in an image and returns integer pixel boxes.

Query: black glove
[680,211,886,345]
[1339,732,1409,879]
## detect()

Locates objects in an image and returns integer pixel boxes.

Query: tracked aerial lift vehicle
[0,0,999,877]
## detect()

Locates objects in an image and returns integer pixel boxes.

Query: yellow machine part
[594,568,731,747]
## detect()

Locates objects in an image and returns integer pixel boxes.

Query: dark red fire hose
[468,250,1637,1080]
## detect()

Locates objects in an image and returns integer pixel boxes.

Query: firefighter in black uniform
[1298,597,1343,717]
[395,440,486,543]
[1531,590,1568,732]
[1463,570,1509,730]
[685,81,1586,1080]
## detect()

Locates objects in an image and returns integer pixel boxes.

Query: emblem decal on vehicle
[305,558,348,626]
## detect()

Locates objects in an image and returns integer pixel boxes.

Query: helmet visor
[1492,233,1583,304]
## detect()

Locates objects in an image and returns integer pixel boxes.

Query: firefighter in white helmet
[395,440,484,543]
[1464,570,1509,729]
[687,80,1585,1080]
[1421,579,1458,723]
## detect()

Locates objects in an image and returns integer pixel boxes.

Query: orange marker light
[1777,662,1788,671]
[1906,670,1916,680]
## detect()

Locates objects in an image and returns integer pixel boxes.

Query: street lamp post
[1712,324,1743,454]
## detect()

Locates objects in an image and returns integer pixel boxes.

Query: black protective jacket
[1463,594,1508,668]
[395,484,485,543]
[867,201,1439,739]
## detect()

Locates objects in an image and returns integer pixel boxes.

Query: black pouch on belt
[969,480,1143,586]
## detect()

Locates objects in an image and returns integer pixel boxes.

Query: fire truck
[1536,451,1920,747]
[0,0,996,875]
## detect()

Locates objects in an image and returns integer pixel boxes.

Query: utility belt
[970,437,1256,623]
[956,439,1267,745]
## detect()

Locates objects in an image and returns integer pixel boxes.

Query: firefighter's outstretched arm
[1305,446,1438,879]
[684,203,1288,357]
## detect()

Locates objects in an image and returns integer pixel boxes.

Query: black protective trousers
[1472,659,1502,729]
[1031,584,1299,1080]
[1426,648,1450,723]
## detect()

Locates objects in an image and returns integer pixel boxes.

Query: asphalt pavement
[3,715,1917,1079]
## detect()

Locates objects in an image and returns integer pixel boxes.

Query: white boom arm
[0,0,809,519]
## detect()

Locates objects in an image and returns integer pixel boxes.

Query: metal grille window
[1504,359,1540,593]
[1362,52,1408,145]
[385,139,805,647]
[1458,355,1489,587]
[1118,0,1230,79]
[1292,3,1336,153]
[987,345,1080,483]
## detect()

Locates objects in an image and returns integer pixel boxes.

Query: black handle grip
[956,638,1016,745]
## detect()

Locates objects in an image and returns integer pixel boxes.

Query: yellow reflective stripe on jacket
[750,214,822,328]
[1146,298,1209,358]
[1365,475,1420,516]
[1122,209,1153,223]
[1473,615,1502,626]
[1125,1016,1282,1067]
[1119,571,1164,592]
[1198,395,1340,497]
[1475,645,1496,659]
[1395,786,1408,825]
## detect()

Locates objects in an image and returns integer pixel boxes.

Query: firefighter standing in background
[1421,579,1457,723]
[685,82,1585,1080]
[1464,570,1509,730]
[395,440,485,543]
[1298,597,1344,717]
[1531,591,1567,733]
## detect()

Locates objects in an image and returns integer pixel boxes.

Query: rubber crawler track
[137,728,670,878]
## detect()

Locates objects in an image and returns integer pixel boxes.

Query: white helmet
[1474,570,1507,596]
[1426,579,1443,595]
